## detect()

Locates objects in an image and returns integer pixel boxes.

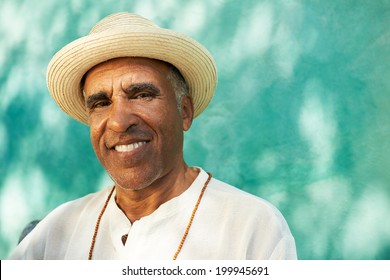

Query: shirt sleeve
[268,235,298,260]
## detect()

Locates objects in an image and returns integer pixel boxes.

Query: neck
[114,165,199,223]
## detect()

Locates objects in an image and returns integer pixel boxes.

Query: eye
[88,100,111,112]
[85,92,111,111]
[135,92,156,100]
[95,100,111,107]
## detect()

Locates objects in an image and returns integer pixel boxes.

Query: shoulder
[38,187,112,227]
[205,176,297,259]
[8,187,113,259]
[208,176,291,238]
[52,187,112,216]
[208,177,285,220]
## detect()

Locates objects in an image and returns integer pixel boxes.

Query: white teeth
[114,141,147,152]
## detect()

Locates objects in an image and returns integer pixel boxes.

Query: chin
[115,184,148,191]
[108,170,160,191]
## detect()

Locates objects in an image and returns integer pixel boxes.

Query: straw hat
[46,12,217,125]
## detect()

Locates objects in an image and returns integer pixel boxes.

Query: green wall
[1,0,389,259]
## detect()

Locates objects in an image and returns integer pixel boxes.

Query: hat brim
[47,26,217,125]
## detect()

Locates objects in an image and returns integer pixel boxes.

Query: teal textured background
[1,0,390,259]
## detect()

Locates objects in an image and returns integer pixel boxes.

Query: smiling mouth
[114,141,147,152]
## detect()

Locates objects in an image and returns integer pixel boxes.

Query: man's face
[83,57,193,190]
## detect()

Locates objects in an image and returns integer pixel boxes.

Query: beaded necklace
[88,172,212,260]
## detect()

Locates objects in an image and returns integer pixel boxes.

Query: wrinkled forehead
[80,57,178,94]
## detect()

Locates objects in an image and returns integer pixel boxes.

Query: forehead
[83,57,170,86]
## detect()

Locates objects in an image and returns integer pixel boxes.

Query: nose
[106,99,138,133]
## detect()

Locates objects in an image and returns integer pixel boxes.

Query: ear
[181,95,194,131]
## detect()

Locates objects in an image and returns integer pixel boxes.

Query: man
[9,12,297,259]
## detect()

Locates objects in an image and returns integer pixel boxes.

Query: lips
[114,141,147,152]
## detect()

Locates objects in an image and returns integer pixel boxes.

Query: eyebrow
[85,92,108,109]
[85,83,161,109]
[125,83,160,95]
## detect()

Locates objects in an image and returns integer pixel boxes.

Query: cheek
[159,112,184,147]
[89,122,104,155]
[89,129,99,154]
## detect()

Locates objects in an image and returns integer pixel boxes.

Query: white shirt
[9,168,297,259]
